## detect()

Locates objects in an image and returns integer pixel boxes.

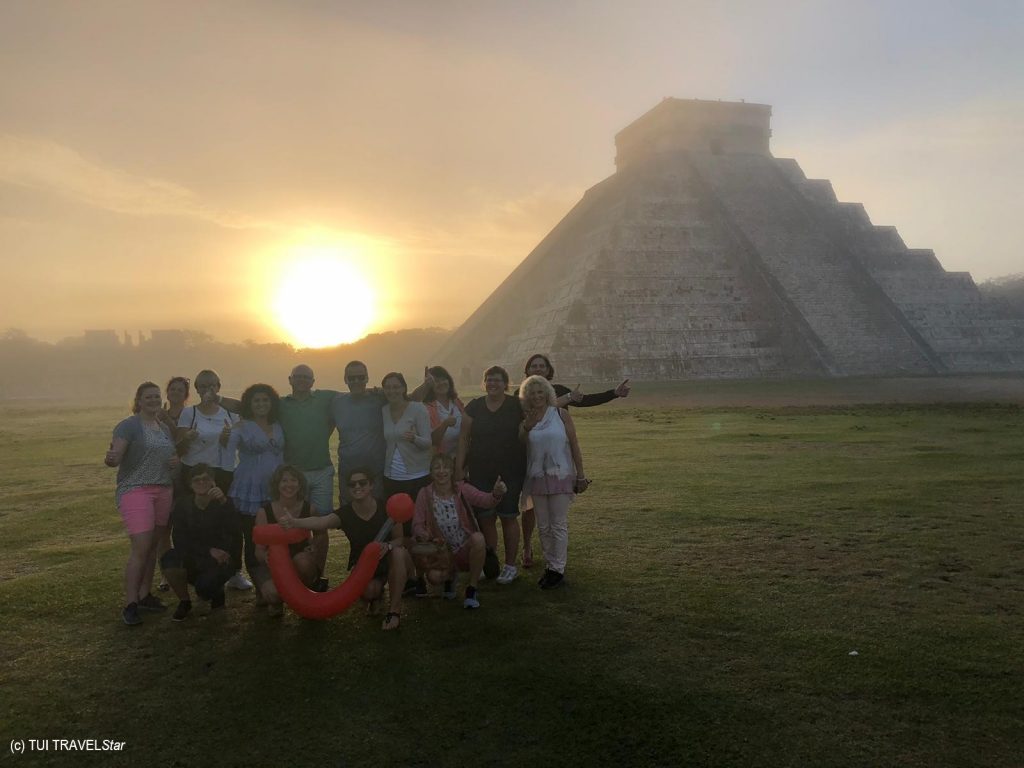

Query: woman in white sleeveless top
[518,375,589,589]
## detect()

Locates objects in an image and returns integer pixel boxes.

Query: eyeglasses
[347,478,370,489]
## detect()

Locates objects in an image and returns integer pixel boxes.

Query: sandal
[382,612,401,631]
[522,546,534,569]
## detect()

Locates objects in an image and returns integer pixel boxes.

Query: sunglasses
[347,478,370,489]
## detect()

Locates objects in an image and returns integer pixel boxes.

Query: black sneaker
[538,569,553,587]
[172,600,192,622]
[122,603,142,626]
[312,577,329,593]
[442,580,456,600]
[483,547,500,580]
[401,578,418,597]
[210,593,225,610]
[138,593,167,612]
[414,577,428,598]
[540,570,565,590]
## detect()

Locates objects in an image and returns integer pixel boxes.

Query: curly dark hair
[240,383,281,422]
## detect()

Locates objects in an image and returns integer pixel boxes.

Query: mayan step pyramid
[436,98,1024,382]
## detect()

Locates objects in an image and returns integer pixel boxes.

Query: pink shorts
[119,485,173,535]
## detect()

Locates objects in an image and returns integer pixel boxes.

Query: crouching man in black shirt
[160,463,239,621]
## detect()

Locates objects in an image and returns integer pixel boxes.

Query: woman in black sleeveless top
[252,465,320,617]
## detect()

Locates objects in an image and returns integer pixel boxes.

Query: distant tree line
[0,328,451,403]
[980,275,1024,319]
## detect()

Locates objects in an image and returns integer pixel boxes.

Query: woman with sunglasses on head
[226,383,285,591]
[105,381,180,625]
[280,467,413,630]
[158,376,191,433]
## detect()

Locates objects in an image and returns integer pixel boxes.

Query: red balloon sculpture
[252,493,415,620]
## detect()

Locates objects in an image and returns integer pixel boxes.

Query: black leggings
[232,514,257,576]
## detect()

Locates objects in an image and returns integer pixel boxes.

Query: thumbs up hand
[219,418,233,447]
[492,475,507,497]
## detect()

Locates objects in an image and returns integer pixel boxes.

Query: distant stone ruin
[437,98,1024,382]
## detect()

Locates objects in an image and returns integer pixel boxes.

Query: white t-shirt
[178,405,239,470]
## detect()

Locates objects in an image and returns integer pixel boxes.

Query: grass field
[1,385,1023,767]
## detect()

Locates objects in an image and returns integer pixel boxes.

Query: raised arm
[278,511,340,532]
[570,379,630,408]
[457,479,505,511]
[408,366,433,402]
[217,395,242,413]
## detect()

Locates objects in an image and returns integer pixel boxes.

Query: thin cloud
[0,135,270,230]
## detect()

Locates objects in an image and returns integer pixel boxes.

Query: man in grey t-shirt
[332,360,387,504]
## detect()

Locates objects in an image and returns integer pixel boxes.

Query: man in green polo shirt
[278,364,338,588]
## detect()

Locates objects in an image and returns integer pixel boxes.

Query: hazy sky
[2,1,1021,345]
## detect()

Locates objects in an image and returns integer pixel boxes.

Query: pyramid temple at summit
[436,98,1024,382]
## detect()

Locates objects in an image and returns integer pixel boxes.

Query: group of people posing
[105,354,630,629]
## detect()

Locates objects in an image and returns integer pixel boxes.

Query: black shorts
[470,477,523,519]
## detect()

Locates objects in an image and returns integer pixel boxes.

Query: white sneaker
[226,571,253,590]
[496,564,519,585]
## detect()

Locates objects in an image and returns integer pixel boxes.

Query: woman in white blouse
[381,371,433,533]
[518,375,589,590]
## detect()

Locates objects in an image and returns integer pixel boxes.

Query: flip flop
[382,612,401,631]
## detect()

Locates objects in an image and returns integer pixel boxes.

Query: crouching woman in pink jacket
[413,454,507,609]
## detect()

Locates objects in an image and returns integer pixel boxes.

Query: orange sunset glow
[270,243,377,348]
[1,4,1021,348]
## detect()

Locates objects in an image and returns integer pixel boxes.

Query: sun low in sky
[271,244,377,348]
[1,3,1021,345]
